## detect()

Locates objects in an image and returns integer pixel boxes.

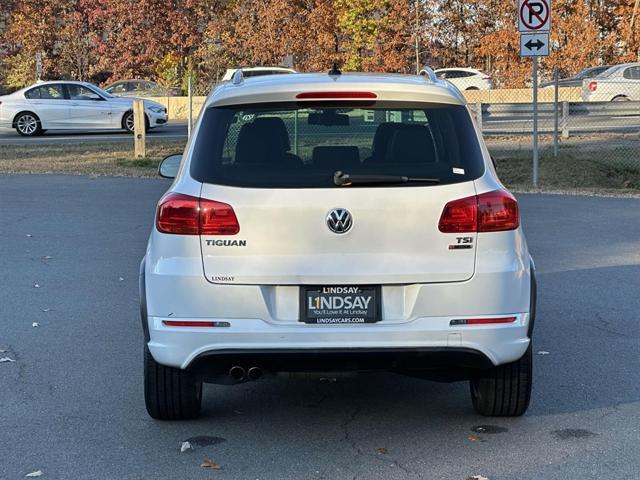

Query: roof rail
[418,67,438,82]
[231,69,244,85]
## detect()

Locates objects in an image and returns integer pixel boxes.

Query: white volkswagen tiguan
[141,70,536,420]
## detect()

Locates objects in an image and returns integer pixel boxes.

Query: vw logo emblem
[326,208,353,234]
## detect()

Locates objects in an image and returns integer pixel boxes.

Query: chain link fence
[1,71,639,192]
[465,72,640,191]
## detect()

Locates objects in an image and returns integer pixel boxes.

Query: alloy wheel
[125,113,135,132]
[17,114,38,135]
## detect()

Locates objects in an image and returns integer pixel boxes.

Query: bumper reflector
[450,317,516,326]
[162,320,231,328]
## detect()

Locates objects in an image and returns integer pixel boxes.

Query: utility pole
[631,0,640,33]
[35,53,43,81]
[414,0,420,74]
[631,0,640,60]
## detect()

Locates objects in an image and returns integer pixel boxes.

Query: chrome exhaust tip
[229,366,246,381]
[247,367,263,381]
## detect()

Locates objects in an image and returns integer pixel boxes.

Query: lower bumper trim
[187,347,494,380]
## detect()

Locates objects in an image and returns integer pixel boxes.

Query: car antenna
[328,63,342,76]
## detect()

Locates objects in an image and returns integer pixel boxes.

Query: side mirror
[88,93,102,101]
[159,154,182,179]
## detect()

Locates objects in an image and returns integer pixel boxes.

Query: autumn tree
[2,0,640,90]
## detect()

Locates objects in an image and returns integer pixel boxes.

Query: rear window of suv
[190,101,485,188]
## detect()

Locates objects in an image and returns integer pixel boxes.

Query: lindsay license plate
[301,286,380,324]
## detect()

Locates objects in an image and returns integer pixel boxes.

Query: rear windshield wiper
[333,171,440,186]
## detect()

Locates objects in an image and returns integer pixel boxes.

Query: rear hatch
[192,100,485,285]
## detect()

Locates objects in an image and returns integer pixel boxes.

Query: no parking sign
[518,0,551,32]
[517,0,552,188]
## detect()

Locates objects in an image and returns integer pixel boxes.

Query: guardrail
[468,101,640,137]
[146,87,583,121]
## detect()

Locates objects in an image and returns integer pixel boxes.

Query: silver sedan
[0,80,168,136]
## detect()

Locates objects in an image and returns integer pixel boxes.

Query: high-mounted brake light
[438,190,519,233]
[296,91,378,100]
[587,81,598,92]
[156,193,239,235]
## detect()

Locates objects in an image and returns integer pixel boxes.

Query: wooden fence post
[133,100,146,158]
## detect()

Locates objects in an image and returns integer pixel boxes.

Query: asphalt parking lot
[1,175,638,480]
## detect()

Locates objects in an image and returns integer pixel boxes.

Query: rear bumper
[147,313,531,370]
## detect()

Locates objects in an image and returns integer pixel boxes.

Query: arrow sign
[520,33,549,57]
[525,39,545,50]
[519,0,551,32]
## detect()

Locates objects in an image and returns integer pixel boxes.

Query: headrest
[235,117,290,164]
[385,124,436,164]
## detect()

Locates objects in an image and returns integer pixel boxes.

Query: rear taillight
[156,193,239,235]
[438,190,519,233]
[477,190,520,232]
[587,81,598,92]
[438,196,477,233]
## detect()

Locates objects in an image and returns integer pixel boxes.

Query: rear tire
[144,345,203,420]
[14,112,42,136]
[470,344,532,416]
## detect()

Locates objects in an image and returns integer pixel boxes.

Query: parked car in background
[540,65,612,88]
[0,80,168,136]
[104,80,179,98]
[221,67,296,81]
[581,63,640,102]
[432,68,492,90]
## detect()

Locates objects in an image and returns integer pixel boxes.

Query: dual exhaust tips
[229,366,263,382]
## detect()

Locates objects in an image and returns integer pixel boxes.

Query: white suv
[141,70,536,420]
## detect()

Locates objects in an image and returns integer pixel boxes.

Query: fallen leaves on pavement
[200,457,221,469]
[180,441,192,453]
[376,447,388,455]
[25,471,43,477]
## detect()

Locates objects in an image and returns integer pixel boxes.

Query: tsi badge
[449,236,474,250]
[326,208,353,234]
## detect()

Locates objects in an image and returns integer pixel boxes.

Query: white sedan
[0,80,168,136]
[433,68,493,91]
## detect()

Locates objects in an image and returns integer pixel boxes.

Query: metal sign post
[532,58,539,187]
[518,0,551,188]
